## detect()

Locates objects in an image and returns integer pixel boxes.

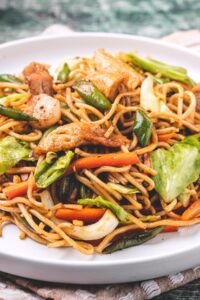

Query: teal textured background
[0,0,200,43]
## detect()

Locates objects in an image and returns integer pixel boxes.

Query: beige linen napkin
[0,26,200,300]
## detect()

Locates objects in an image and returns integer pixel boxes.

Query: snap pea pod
[126,52,196,87]
[0,105,37,121]
[103,226,164,254]
[133,108,153,147]
[35,151,74,188]
[57,63,70,83]
[73,80,111,111]
[0,74,23,84]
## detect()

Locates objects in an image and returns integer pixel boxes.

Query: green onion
[126,52,196,86]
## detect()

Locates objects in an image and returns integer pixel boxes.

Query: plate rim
[1,31,200,59]
[0,32,200,269]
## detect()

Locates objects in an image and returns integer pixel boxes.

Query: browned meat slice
[24,94,61,129]
[23,62,53,96]
[192,84,200,112]
[34,123,129,155]
[94,49,142,90]
[86,71,123,100]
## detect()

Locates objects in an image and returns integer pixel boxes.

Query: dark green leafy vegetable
[73,80,111,111]
[58,175,77,203]
[79,184,93,198]
[78,196,130,223]
[0,136,31,175]
[103,226,164,254]
[133,108,153,147]
[35,151,74,188]
[0,105,37,121]
[151,135,200,203]
[0,74,23,84]
[57,63,70,83]
[126,52,196,86]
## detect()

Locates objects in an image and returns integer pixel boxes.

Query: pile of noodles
[0,54,200,255]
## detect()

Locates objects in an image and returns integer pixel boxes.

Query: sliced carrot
[162,225,178,233]
[55,208,106,223]
[4,179,37,199]
[67,152,140,173]
[158,132,175,142]
[182,199,200,220]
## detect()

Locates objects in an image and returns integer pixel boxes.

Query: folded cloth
[1,266,200,300]
[0,26,200,300]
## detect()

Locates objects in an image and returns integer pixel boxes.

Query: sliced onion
[64,210,119,241]
[40,190,54,209]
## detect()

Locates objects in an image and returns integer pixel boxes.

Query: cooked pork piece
[23,62,54,96]
[94,49,142,90]
[24,94,61,129]
[86,71,123,100]
[34,122,129,155]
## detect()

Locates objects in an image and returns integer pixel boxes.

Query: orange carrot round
[55,208,106,223]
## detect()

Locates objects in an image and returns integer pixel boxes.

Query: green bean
[73,80,111,111]
[57,63,70,83]
[0,105,37,121]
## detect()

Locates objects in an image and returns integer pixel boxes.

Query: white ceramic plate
[0,33,200,284]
